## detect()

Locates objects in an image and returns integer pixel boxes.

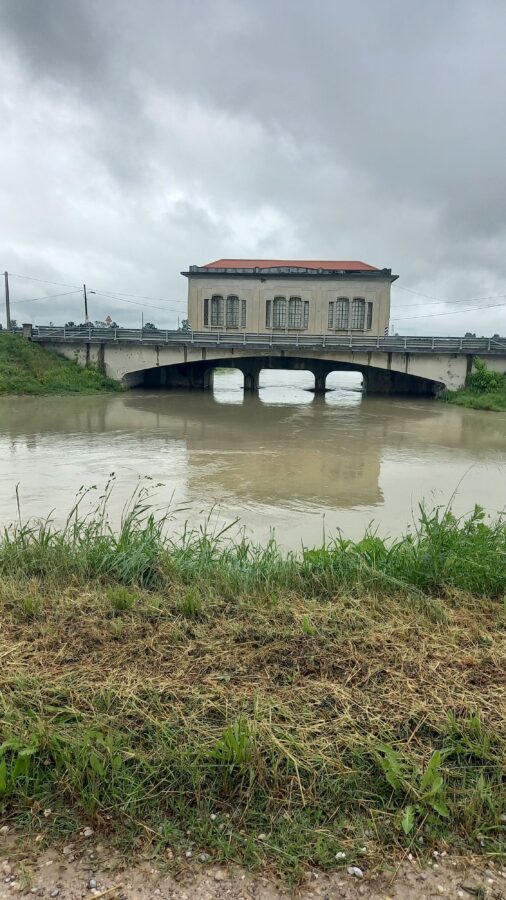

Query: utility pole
[4,271,11,330]
[83,284,89,324]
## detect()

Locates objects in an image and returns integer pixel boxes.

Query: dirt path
[1,832,505,899]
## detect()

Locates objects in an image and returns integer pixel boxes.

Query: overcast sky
[1,0,506,335]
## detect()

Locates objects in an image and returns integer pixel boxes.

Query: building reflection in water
[0,370,505,545]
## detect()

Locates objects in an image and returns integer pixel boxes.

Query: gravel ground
[1,830,505,899]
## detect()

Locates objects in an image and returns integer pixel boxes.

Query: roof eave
[182,267,398,281]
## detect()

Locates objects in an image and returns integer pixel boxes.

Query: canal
[1,370,505,547]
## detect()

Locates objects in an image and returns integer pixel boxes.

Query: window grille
[366,302,373,330]
[351,298,365,330]
[203,298,209,326]
[241,298,246,328]
[211,295,224,327]
[303,300,309,328]
[272,296,286,328]
[328,302,334,329]
[335,298,349,329]
[226,295,239,327]
[265,299,271,327]
[288,297,303,328]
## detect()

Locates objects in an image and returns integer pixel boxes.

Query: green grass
[0,333,122,394]
[0,490,505,879]
[440,359,506,411]
[439,386,506,411]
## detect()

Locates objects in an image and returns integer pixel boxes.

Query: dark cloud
[1,0,505,334]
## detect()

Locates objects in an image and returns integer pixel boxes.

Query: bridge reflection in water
[1,370,505,547]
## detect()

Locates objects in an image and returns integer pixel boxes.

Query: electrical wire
[91,291,179,313]
[6,268,506,322]
[11,290,83,306]
[396,285,506,302]
[8,272,82,289]
[8,271,184,306]
[396,301,506,321]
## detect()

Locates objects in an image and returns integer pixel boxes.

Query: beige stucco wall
[187,275,392,336]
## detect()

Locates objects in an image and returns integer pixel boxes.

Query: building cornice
[182,267,398,282]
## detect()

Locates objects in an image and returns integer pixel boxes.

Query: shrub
[467,358,504,393]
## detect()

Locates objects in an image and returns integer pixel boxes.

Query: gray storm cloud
[1,0,505,334]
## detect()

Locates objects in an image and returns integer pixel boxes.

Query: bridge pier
[243,371,260,392]
[314,373,327,393]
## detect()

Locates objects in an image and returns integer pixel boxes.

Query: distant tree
[464,332,476,338]
[179,318,190,332]
[9,319,17,328]
[65,321,75,327]
[143,322,157,330]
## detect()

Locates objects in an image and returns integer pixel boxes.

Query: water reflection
[0,370,505,546]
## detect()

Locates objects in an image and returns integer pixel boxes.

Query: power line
[394,285,506,306]
[11,290,83,306]
[393,294,506,311]
[92,291,180,313]
[8,272,82,289]
[396,301,506,321]
[7,267,506,320]
[8,271,184,306]
[93,287,186,304]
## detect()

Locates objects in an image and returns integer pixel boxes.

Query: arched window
[226,295,239,327]
[351,298,365,330]
[272,296,287,328]
[211,295,224,327]
[335,298,349,330]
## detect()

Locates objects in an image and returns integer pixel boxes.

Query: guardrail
[23,325,506,354]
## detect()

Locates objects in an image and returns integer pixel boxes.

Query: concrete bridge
[26,325,506,395]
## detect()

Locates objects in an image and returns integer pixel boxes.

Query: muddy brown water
[0,370,505,547]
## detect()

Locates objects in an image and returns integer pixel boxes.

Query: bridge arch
[128,353,443,396]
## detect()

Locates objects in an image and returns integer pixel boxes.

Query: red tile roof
[203,258,379,271]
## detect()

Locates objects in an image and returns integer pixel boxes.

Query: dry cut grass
[0,495,504,879]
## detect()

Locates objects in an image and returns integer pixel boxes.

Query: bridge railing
[27,325,506,354]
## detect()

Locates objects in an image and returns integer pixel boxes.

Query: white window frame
[351,298,365,330]
[288,297,303,328]
[226,295,239,328]
[210,295,224,327]
[272,296,287,328]
[335,298,349,330]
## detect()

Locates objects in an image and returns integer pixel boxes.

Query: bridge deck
[26,326,506,355]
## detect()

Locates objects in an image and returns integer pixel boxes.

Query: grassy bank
[0,496,505,879]
[0,333,122,394]
[440,386,506,411]
[440,358,506,411]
